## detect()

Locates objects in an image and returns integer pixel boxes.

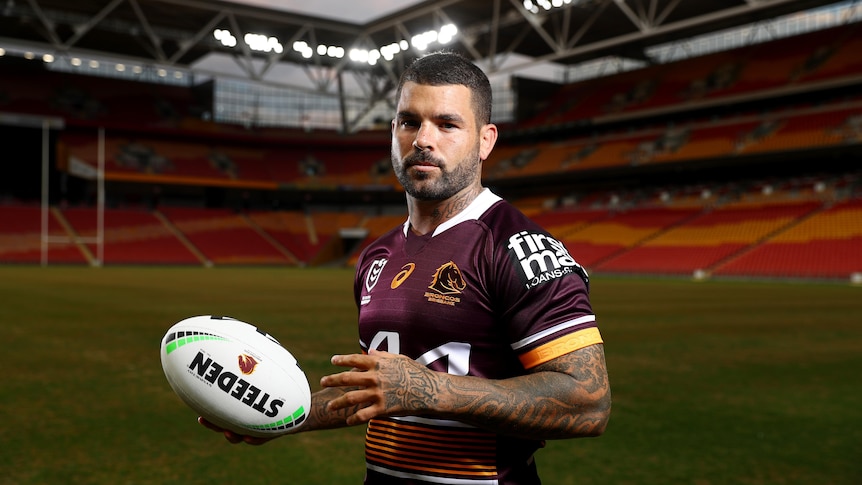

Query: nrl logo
[365,258,388,292]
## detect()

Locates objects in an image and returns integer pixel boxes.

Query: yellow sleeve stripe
[518,327,603,369]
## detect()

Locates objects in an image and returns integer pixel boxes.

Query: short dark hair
[395,51,493,126]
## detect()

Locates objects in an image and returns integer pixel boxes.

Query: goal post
[40,123,105,267]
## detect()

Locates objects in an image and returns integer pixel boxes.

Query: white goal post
[39,121,105,267]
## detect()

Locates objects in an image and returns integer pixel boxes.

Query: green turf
[0,267,859,484]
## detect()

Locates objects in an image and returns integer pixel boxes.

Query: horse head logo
[428,261,466,295]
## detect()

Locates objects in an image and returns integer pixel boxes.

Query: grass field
[1,266,860,485]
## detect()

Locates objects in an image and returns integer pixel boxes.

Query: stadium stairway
[239,213,300,265]
[151,211,211,266]
[50,208,97,265]
[158,207,293,266]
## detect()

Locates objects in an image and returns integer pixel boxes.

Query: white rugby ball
[160,315,311,438]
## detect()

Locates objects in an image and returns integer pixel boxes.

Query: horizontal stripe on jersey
[366,417,498,482]
[518,327,603,369]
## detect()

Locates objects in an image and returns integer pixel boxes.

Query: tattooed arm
[321,344,611,440]
[198,385,367,444]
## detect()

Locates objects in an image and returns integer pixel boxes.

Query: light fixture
[244,33,282,53]
[214,29,237,48]
[524,0,576,14]
[211,22,457,66]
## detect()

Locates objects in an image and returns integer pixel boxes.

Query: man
[203,51,611,484]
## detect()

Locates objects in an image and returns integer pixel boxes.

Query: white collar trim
[400,188,501,237]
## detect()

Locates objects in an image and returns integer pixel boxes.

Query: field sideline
[1,267,859,484]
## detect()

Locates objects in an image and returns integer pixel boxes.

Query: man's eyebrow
[396,111,465,123]
[437,113,465,123]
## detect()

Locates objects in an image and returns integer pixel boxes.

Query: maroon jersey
[354,189,601,485]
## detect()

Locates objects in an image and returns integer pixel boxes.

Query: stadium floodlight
[244,33,283,53]
[214,29,237,48]
[293,40,314,58]
[524,0,576,13]
[212,23,457,65]
[438,24,457,44]
[42,54,54,63]
[349,48,369,62]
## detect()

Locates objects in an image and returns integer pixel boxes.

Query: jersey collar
[401,188,502,238]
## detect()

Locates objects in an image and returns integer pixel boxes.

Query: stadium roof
[1,0,846,81]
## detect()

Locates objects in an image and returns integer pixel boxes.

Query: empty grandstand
[1,0,860,282]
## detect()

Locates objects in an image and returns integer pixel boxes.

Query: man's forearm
[386,344,611,440]
[297,386,361,432]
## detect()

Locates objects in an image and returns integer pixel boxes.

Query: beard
[392,144,481,201]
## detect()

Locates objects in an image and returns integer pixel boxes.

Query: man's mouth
[404,153,442,171]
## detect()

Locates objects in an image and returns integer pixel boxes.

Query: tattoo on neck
[432,188,479,224]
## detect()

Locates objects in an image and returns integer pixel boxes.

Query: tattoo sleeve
[391,344,611,440]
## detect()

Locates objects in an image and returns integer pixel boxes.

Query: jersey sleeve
[489,209,602,370]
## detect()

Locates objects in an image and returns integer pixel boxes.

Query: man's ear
[478,123,498,161]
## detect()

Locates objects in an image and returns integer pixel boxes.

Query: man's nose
[414,124,434,150]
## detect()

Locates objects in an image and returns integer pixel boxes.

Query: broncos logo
[237,354,258,375]
[428,261,467,295]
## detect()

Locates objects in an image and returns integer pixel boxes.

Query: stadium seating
[59,131,396,190]
[2,21,861,280]
[158,207,292,265]
[558,206,702,267]
[594,201,821,275]
[345,213,408,266]
[245,210,311,264]
[58,207,200,265]
[520,22,861,126]
[0,205,90,264]
[713,198,862,279]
